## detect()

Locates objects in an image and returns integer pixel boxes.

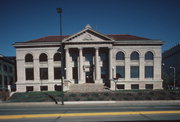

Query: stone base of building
[15,80,163,92]
[110,80,163,90]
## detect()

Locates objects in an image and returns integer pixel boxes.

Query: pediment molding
[63,25,114,43]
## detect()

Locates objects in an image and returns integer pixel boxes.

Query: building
[162,43,180,87]
[0,54,16,91]
[13,25,163,92]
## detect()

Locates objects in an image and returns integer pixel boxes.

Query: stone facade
[13,25,163,92]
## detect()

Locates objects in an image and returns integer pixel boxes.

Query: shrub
[87,98,94,101]
[104,92,110,96]
[80,93,89,97]
[69,93,76,97]
[75,98,80,101]
[91,93,99,97]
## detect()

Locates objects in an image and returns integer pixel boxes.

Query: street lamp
[56,8,64,105]
[170,66,176,89]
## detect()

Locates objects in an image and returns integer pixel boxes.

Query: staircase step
[69,83,109,92]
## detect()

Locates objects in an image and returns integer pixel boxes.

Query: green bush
[91,93,99,97]
[103,92,110,96]
[69,93,76,97]
[80,93,89,97]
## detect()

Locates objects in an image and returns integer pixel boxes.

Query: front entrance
[86,71,94,83]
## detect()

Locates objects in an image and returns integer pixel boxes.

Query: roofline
[114,40,164,45]
[63,27,114,42]
[13,42,62,48]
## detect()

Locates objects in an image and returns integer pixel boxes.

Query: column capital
[95,47,99,50]
[78,47,83,50]
[109,47,113,50]
[64,47,69,50]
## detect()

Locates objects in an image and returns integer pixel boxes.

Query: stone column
[34,58,40,82]
[48,57,54,83]
[125,56,130,80]
[95,47,100,83]
[139,56,144,80]
[65,48,70,80]
[109,48,113,80]
[79,48,84,83]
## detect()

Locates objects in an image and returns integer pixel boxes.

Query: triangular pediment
[64,25,113,42]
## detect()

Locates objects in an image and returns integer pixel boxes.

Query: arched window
[25,54,33,62]
[54,53,61,61]
[116,51,125,60]
[145,51,154,60]
[39,53,48,62]
[130,51,139,60]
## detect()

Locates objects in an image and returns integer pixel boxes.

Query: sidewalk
[1,100,180,106]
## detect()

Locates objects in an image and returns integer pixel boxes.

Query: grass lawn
[7,90,180,102]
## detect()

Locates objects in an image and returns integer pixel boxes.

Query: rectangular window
[131,84,139,89]
[117,84,125,89]
[40,68,48,80]
[26,86,33,92]
[9,66,13,73]
[54,67,61,79]
[131,66,139,78]
[40,86,48,91]
[54,85,62,91]
[25,68,34,80]
[146,84,153,89]
[3,64,7,72]
[116,66,125,78]
[145,66,154,78]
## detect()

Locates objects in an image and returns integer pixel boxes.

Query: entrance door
[86,71,94,83]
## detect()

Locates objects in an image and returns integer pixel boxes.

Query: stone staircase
[69,83,110,92]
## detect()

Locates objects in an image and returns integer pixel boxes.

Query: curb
[1,100,180,106]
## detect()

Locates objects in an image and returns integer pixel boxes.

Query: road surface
[0,101,180,121]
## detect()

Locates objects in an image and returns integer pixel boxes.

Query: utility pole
[56,8,64,105]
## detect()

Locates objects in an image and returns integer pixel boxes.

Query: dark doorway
[86,71,94,83]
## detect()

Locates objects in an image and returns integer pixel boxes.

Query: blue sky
[0,0,180,56]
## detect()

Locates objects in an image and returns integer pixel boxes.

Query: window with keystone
[54,53,61,61]
[145,51,154,60]
[130,51,139,60]
[25,54,33,62]
[116,51,125,60]
[39,53,48,62]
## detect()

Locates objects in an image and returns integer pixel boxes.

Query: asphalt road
[0,101,180,122]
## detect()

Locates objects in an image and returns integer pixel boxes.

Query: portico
[64,46,112,86]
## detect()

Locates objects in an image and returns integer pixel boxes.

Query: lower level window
[117,84,125,89]
[40,68,48,80]
[40,86,48,91]
[116,66,125,78]
[131,84,139,89]
[145,84,153,89]
[131,66,139,78]
[26,86,33,92]
[25,68,34,80]
[145,66,154,78]
[54,67,61,79]
[54,85,62,91]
